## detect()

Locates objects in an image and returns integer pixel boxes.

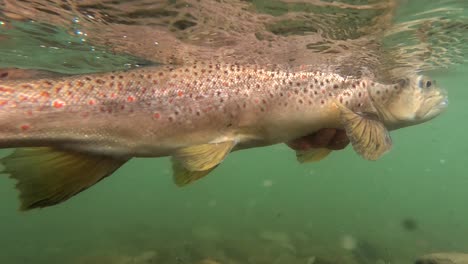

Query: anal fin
[172,158,218,187]
[173,141,235,171]
[1,147,128,211]
[171,141,235,186]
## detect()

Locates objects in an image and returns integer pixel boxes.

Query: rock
[259,230,296,253]
[132,250,158,263]
[415,252,468,264]
[197,258,221,264]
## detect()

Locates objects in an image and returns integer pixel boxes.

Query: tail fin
[1,147,128,211]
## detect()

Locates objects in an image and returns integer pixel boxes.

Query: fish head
[369,74,448,130]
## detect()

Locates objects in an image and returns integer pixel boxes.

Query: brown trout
[0,62,447,210]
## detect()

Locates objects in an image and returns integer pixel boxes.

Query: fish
[415,253,468,264]
[0,61,447,210]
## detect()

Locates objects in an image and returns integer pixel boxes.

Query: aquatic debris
[262,179,273,187]
[340,235,357,251]
[401,217,419,231]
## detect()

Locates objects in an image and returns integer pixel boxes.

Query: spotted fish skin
[0,61,449,211]
[0,62,394,157]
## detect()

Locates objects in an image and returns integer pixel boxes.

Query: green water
[0,1,467,264]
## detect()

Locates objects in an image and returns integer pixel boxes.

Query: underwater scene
[0,0,467,263]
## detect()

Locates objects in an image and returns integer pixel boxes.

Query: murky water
[0,0,467,263]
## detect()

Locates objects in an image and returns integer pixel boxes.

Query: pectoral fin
[1,147,128,211]
[296,148,332,163]
[336,102,392,160]
[173,141,235,171]
[171,141,235,186]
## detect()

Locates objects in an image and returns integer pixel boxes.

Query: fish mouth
[419,89,448,120]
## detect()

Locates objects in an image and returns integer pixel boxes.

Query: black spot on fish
[0,71,9,78]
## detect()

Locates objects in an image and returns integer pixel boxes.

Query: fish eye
[417,76,434,89]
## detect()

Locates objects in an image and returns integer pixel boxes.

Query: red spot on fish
[153,80,158,85]
[18,95,28,102]
[127,96,135,102]
[88,99,96,105]
[153,113,160,119]
[177,91,183,97]
[76,81,84,87]
[20,124,30,131]
[0,87,14,93]
[111,93,117,99]
[52,100,65,108]
[40,91,50,98]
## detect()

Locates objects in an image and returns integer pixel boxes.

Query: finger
[327,129,350,150]
[305,128,336,148]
